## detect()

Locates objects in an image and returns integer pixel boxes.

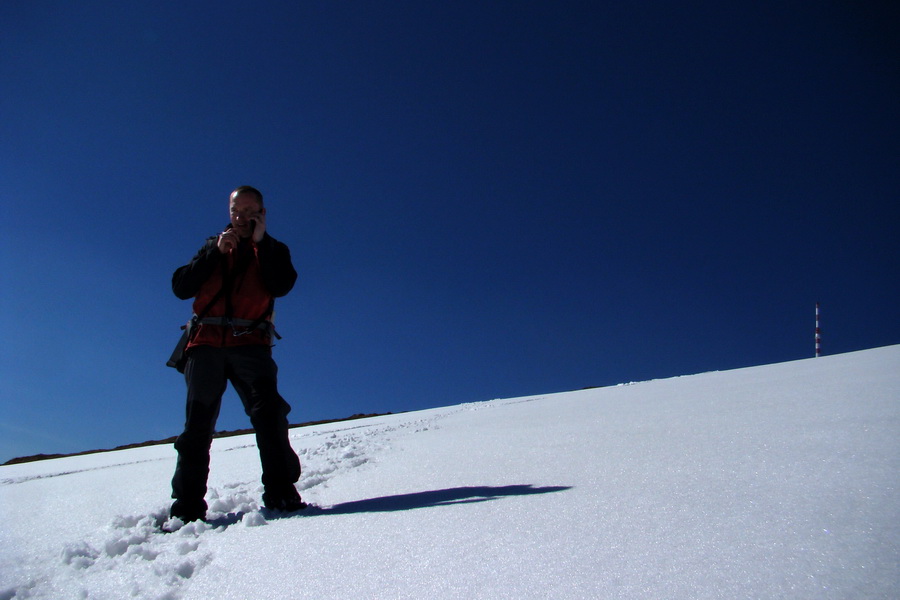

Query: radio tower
[815,302,822,358]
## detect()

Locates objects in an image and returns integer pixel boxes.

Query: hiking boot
[170,499,207,523]
[262,485,308,512]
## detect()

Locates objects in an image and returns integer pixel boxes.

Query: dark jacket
[173,228,297,349]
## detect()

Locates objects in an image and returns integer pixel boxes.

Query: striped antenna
[815,302,821,358]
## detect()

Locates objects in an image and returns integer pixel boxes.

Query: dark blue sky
[2,1,898,462]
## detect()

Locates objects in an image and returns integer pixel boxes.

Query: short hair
[230,185,264,207]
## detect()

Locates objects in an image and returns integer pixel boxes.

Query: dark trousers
[171,345,301,506]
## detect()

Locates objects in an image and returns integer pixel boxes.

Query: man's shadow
[300,484,572,516]
[201,485,572,527]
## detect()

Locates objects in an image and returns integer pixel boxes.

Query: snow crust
[1,346,898,599]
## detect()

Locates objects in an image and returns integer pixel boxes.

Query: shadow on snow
[195,485,572,529]
[303,484,573,516]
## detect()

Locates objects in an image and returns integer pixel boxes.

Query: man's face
[229,193,264,238]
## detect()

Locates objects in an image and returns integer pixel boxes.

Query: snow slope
[1,345,898,599]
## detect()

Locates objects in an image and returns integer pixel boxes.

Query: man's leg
[228,346,303,508]
[171,346,227,521]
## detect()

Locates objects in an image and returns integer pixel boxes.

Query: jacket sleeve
[172,236,221,300]
[256,234,298,298]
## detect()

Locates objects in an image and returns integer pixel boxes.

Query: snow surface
[1,346,898,599]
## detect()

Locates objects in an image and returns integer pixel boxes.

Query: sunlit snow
[1,346,898,599]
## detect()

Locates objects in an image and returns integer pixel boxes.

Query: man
[169,185,304,522]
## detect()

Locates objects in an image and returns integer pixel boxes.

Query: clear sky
[2,1,898,463]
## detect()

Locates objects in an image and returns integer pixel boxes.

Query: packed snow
[1,345,898,599]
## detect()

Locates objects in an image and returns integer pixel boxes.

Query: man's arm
[256,234,298,298]
[172,237,221,300]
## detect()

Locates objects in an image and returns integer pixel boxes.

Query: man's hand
[217,229,240,254]
[251,211,266,243]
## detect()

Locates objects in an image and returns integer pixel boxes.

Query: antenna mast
[815,302,821,358]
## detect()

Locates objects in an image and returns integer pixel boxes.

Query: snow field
[1,345,898,599]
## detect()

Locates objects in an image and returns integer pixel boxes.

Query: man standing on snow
[169,185,304,522]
